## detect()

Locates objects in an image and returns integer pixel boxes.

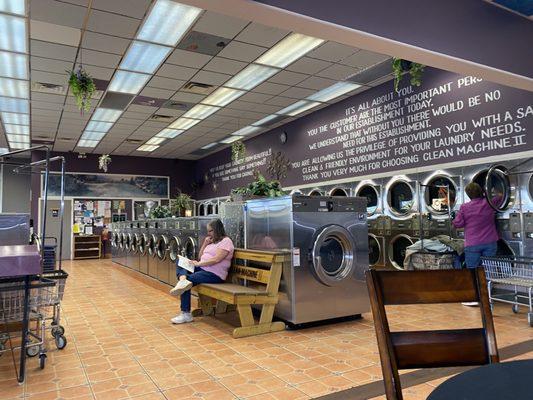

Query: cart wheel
[26,345,39,358]
[528,313,533,327]
[512,304,519,314]
[39,353,46,370]
[55,335,67,350]
[51,325,65,337]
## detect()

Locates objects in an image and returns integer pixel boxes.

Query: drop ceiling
[0,0,393,159]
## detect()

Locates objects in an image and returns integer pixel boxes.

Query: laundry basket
[407,251,456,270]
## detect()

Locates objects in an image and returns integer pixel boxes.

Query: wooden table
[427,360,533,400]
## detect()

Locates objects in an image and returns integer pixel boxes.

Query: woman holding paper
[170,219,234,324]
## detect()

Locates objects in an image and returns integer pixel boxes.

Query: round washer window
[473,168,510,210]
[319,237,345,275]
[425,176,457,213]
[368,235,381,266]
[358,185,379,215]
[309,189,322,197]
[389,235,414,270]
[529,175,533,202]
[388,181,414,215]
[330,188,348,197]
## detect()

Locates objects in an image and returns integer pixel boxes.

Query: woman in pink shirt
[169,219,234,324]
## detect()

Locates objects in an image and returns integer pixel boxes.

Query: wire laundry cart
[481,256,533,326]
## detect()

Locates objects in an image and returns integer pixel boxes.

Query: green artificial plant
[231,172,284,199]
[172,191,192,216]
[149,205,172,219]
[392,58,425,92]
[68,67,96,113]
[231,140,246,162]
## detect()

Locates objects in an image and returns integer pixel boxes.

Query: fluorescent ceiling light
[225,64,278,90]
[108,70,150,94]
[120,41,171,74]
[9,142,29,149]
[0,14,27,53]
[156,128,182,138]
[201,142,217,150]
[0,96,28,113]
[0,77,28,98]
[4,123,28,134]
[277,100,321,116]
[77,139,99,148]
[1,111,28,124]
[231,126,261,136]
[0,51,27,79]
[7,134,29,143]
[169,117,200,130]
[0,0,25,15]
[146,137,165,145]
[91,108,122,122]
[138,0,201,46]
[202,87,245,107]
[0,147,9,154]
[183,104,220,120]
[220,135,243,144]
[137,144,159,152]
[255,33,324,68]
[81,131,106,141]
[307,82,362,102]
[252,114,279,126]
[85,120,113,132]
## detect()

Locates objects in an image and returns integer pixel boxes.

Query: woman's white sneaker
[171,313,193,324]
[169,279,193,296]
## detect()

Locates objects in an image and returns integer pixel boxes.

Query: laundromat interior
[0,1,532,399]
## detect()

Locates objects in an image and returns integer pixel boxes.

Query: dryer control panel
[292,195,366,213]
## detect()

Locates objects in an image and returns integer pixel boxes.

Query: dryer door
[131,234,139,254]
[138,234,147,255]
[183,236,197,259]
[156,235,169,260]
[169,236,182,262]
[311,225,356,286]
[485,165,513,211]
[356,184,380,216]
[148,234,157,257]
[368,234,382,267]
[388,234,414,270]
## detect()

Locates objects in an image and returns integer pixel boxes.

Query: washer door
[183,236,197,260]
[131,234,139,254]
[138,234,147,256]
[388,234,414,270]
[329,187,348,196]
[169,236,182,262]
[111,232,117,248]
[125,233,132,252]
[148,234,157,257]
[311,225,355,286]
[118,233,125,249]
[368,234,382,267]
[484,165,512,211]
[156,235,169,260]
[387,180,415,216]
[357,184,379,215]
[424,175,457,215]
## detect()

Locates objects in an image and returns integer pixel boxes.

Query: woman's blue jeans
[464,242,497,268]
[176,265,223,312]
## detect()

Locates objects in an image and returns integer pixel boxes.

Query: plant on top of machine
[172,191,192,216]
[392,58,425,92]
[67,66,96,113]
[231,171,284,200]
[149,205,172,219]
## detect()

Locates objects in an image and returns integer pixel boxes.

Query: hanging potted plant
[392,58,425,92]
[67,66,96,113]
[231,140,246,162]
[171,191,192,217]
[98,154,111,172]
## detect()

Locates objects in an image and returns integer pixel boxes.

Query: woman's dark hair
[208,219,226,243]
[465,182,484,199]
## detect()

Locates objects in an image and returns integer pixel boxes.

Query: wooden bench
[192,248,291,338]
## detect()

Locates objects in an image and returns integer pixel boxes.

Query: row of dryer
[109,217,212,286]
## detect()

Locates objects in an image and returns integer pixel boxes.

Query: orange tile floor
[1,259,532,400]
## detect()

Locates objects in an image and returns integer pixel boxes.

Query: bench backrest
[228,248,290,296]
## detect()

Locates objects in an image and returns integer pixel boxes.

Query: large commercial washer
[155,219,171,284]
[167,219,182,286]
[138,221,149,275]
[146,219,159,278]
[128,221,141,271]
[245,195,370,325]
[180,218,199,261]
[387,217,419,270]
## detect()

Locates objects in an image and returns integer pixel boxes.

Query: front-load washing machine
[155,220,171,284]
[167,219,182,286]
[384,175,419,221]
[129,221,141,271]
[245,195,369,325]
[387,217,418,270]
[146,220,159,278]
[116,222,126,267]
[354,179,385,218]
[138,221,149,275]
[180,218,199,260]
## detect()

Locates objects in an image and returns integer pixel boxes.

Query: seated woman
[170,219,234,324]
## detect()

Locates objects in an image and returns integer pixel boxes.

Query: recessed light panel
[231,126,261,136]
[277,100,321,116]
[137,0,202,46]
[201,142,217,149]
[4,123,28,134]
[182,104,220,120]
[91,108,123,122]
[225,64,279,90]
[156,128,183,138]
[81,131,106,141]
[7,134,29,143]
[0,14,27,53]
[255,33,324,68]
[0,96,28,113]
[0,51,27,79]
[202,87,245,107]
[0,147,9,154]
[252,114,279,126]
[220,135,243,144]
[307,82,361,102]
[168,117,200,130]
[137,144,159,152]
[0,77,28,98]
[77,139,99,148]
[9,142,29,149]
[85,120,113,132]
[146,137,165,145]
[108,70,150,94]
[0,0,25,15]
[1,111,28,124]
[120,41,171,74]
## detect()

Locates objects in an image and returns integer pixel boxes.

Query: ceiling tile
[74,63,114,80]
[307,42,357,62]
[139,87,175,99]
[297,76,337,90]
[166,49,212,69]
[30,71,67,86]
[246,103,281,114]
[126,105,157,114]
[269,70,309,86]
[32,101,63,111]
[32,115,61,123]
[120,111,148,120]
[78,48,121,68]
[148,76,186,91]
[341,50,390,69]
[286,57,332,75]
[30,0,86,29]
[156,64,197,80]
[30,40,77,62]
[82,31,131,55]
[202,57,247,75]
[31,57,72,74]
[30,92,65,104]
[193,11,249,39]
[217,41,267,63]
[238,92,272,104]
[156,107,186,117]
[171,92,206,103]
[264,96,297,107]
[115,118,144,127]
[32,108,63,117]
[190,70,231,86]
[91,0,150,19]
[234,22,289,47]
[254,82,291,96]
[30,20,81,47]
[316,64,360,80]
[87,10,140,38]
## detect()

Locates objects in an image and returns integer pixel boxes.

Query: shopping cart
[481,256,533,326]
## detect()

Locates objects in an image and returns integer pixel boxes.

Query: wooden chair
[366,268,499,400]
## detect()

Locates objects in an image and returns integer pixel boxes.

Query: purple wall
[30,151,195,220]
[254,0,533,79]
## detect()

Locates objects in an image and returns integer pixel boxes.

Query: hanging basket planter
[68,67,96,113]
[392,58,425,92]
[231,140,246,162]
[98,154,112,172]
